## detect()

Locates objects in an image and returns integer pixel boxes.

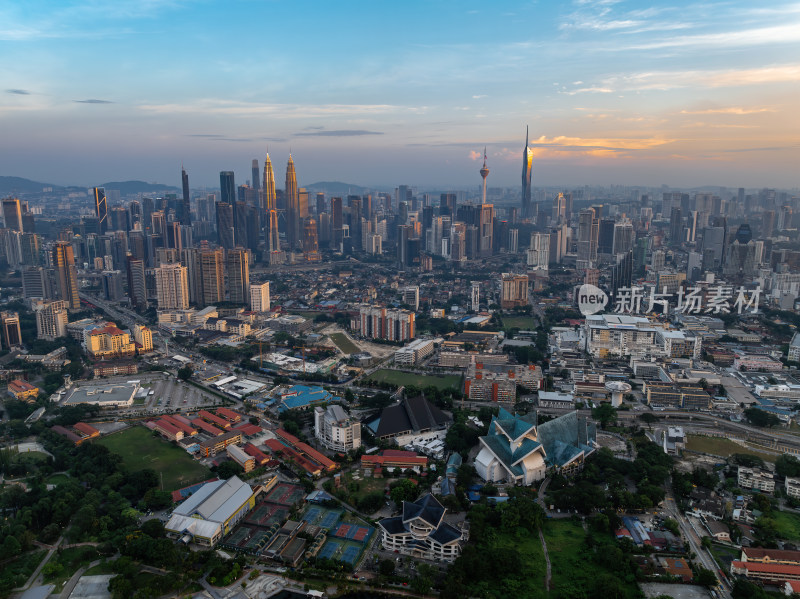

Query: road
[663,485,730,599]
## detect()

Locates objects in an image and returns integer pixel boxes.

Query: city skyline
[1,0,799,188]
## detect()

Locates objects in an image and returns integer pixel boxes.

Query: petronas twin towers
[261,152,301,264]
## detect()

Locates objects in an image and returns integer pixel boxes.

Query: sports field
[97,426,211,491]
[686,434,777,463]
[501,316,539,330]
[329,332,360,355]
[366,369,461,390]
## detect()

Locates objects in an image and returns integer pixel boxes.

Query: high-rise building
[200,248,225,306]
[479,204,494,258]
[551,192,566,225]
[669,207,683,246]
[52,242,80,309]
[249,282,270,312]
[22,266,51,299]
[155,263,189,310]
[302,217,320,259]
[402,286,420,311]
[527,233,549,271]
[132,324,153,352]
[521,127,533,220]
[612,220,634,255]
[285,155,300,250]
[268,210,284,265]
[479,148,490,205]
[2,198,23,232]
[576,208,599,268]
[93,187,108,234]
[101,270,125,301]
[225,248,249,304]
[126,255,147,309]
[219,171,236,206]
[471,283,480,312]
[262,153,276,212]
[215,201,235,249]
[500,273,529,309]
[33,300,69,341]
[598,218,616,255]
[1,311,22,348]
[181,166,191,225]
[251,159,260,192]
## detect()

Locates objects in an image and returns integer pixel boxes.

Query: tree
[743,407,780,428]
[694,567,718,587]
[390,479,418,504]
[777,454,800,478]
[177,365,193,381]
[378,559,395,576]
[592,403,617,429]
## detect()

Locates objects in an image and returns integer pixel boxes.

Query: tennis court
[244,529,271,551]
[340,542,362,564]
[246,501,288,528]
[333,524,373,541]
[302,506,342,530]
[318,539,343,560]
[266,482,306,506]
[226,526,252,547]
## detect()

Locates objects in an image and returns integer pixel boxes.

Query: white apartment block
[737,466,775,493]
[585,314,665,359]
[395,338,435,366]
[527,232,550,271]
[33,300,69,341]
[249,282,270,312]
[154,263,189,310]
[786,477,800,499]
[314,405,361,452]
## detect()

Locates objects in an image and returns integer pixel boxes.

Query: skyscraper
[215,202,235,249]
[521,127,533,220]
[303,217,320,259]
[52,242,80,309]
[250,282,270,312]
[251,159,260,191]
[220,171,236,206]
[2,198,23,232]
[285,155,300,250]
[93,187,108,234]
[155,263,189,310]
[225,248,249,304]
[479,147,489,205]
[126,255,147,309]
[181,166,191,225]
[1,311,23,348]
[200,248,225,306]
[262,153,276,212]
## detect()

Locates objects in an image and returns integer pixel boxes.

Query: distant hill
[0,176,62,196]
[305,181,385,195]
[100,181,180,195]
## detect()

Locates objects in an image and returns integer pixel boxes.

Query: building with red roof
[216,407,242,423]
[72,422,100,440]
[154,418,184,441]
[731,560,800,584]
[361,450,428,474]
[8,379,40,402]
[243,443,269,466]
[233,422,262,437]
[199,410,231,429]
[192,418,224,437]
[161,414,197,436]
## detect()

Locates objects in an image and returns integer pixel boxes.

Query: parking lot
[142,376,220,413]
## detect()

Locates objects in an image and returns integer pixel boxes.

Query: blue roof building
[278,385,333,412]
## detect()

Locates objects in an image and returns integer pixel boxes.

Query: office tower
[52,242,80,309]
[155,263,189,309]
[331,197,343,250]
[686,210,698,243]
[142,197,154,231]
[2,198,23,231]
[33,300,68,341]
[126,256,147,309]
[402,286,420,311]
[779,206,793,231]
[233,200,249,249]
[302,217,320,258]
[200,248,224,306]
[250,282,270,312]
[349,198,363,251]
[109,206,127,232]
[315,193,326,216]
[527,233,549,271]
[19,233,41,266]
[1,311,23,348]
[500,273,529,309]
[669,207,683,246]
[479,148,489,204]
[215,201,234,249]
[634,237,649,276]
[687,251,703,281]
[285,155,300,250]
[22,266,51,299]
[102,270,125,301]
[552,192,566,224]
[521,127,533,220]
[225,248,249,304]
[397,185,410,213]
[440,193,456,217]
[598,218,615,255]
[251,159,260,192]
[397,224,412,266]
[181,166,191,225]
[21,204,35,233]
[471,283,480,312]
[612,220,634,255]
[508,228,519,254]
[610,251,633,300]
[479,204,494,258]
[548,225,566,265]
[220,171,236,206]
[724,238,763,277]
[576,208,598,268]
[762,210,776,237]
[93,187,108,234]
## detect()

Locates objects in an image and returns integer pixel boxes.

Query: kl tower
[480,147,489,204]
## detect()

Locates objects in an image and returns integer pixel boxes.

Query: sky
[1,0,799,190]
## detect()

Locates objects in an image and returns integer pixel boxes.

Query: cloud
[303,126,325,130]
[74,99,114,104]
[6,89,30,95]
[679,107,775,115]
[186,134,286,142]
[472,94,487,99]
[293,130,383,137]
[469,151,482,161]
[622,22,800,51]
[139,100,415,118]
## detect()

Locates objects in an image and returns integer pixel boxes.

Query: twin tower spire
[262,152,301,252]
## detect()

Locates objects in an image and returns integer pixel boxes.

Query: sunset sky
[1,0,799,189]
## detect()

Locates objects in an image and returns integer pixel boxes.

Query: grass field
[329,332,360,355]
[98,426,211,491]
[711,542,740,574]
[13,451,50,464]
[365,369,461,390]
[46,473,71,486]
[686,434,777,463]
[545,518,640,599]
[501,316,539,330]
[495,530,547,598]
[772,511,800,542]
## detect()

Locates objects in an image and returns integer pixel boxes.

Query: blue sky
[1,0,799,189]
